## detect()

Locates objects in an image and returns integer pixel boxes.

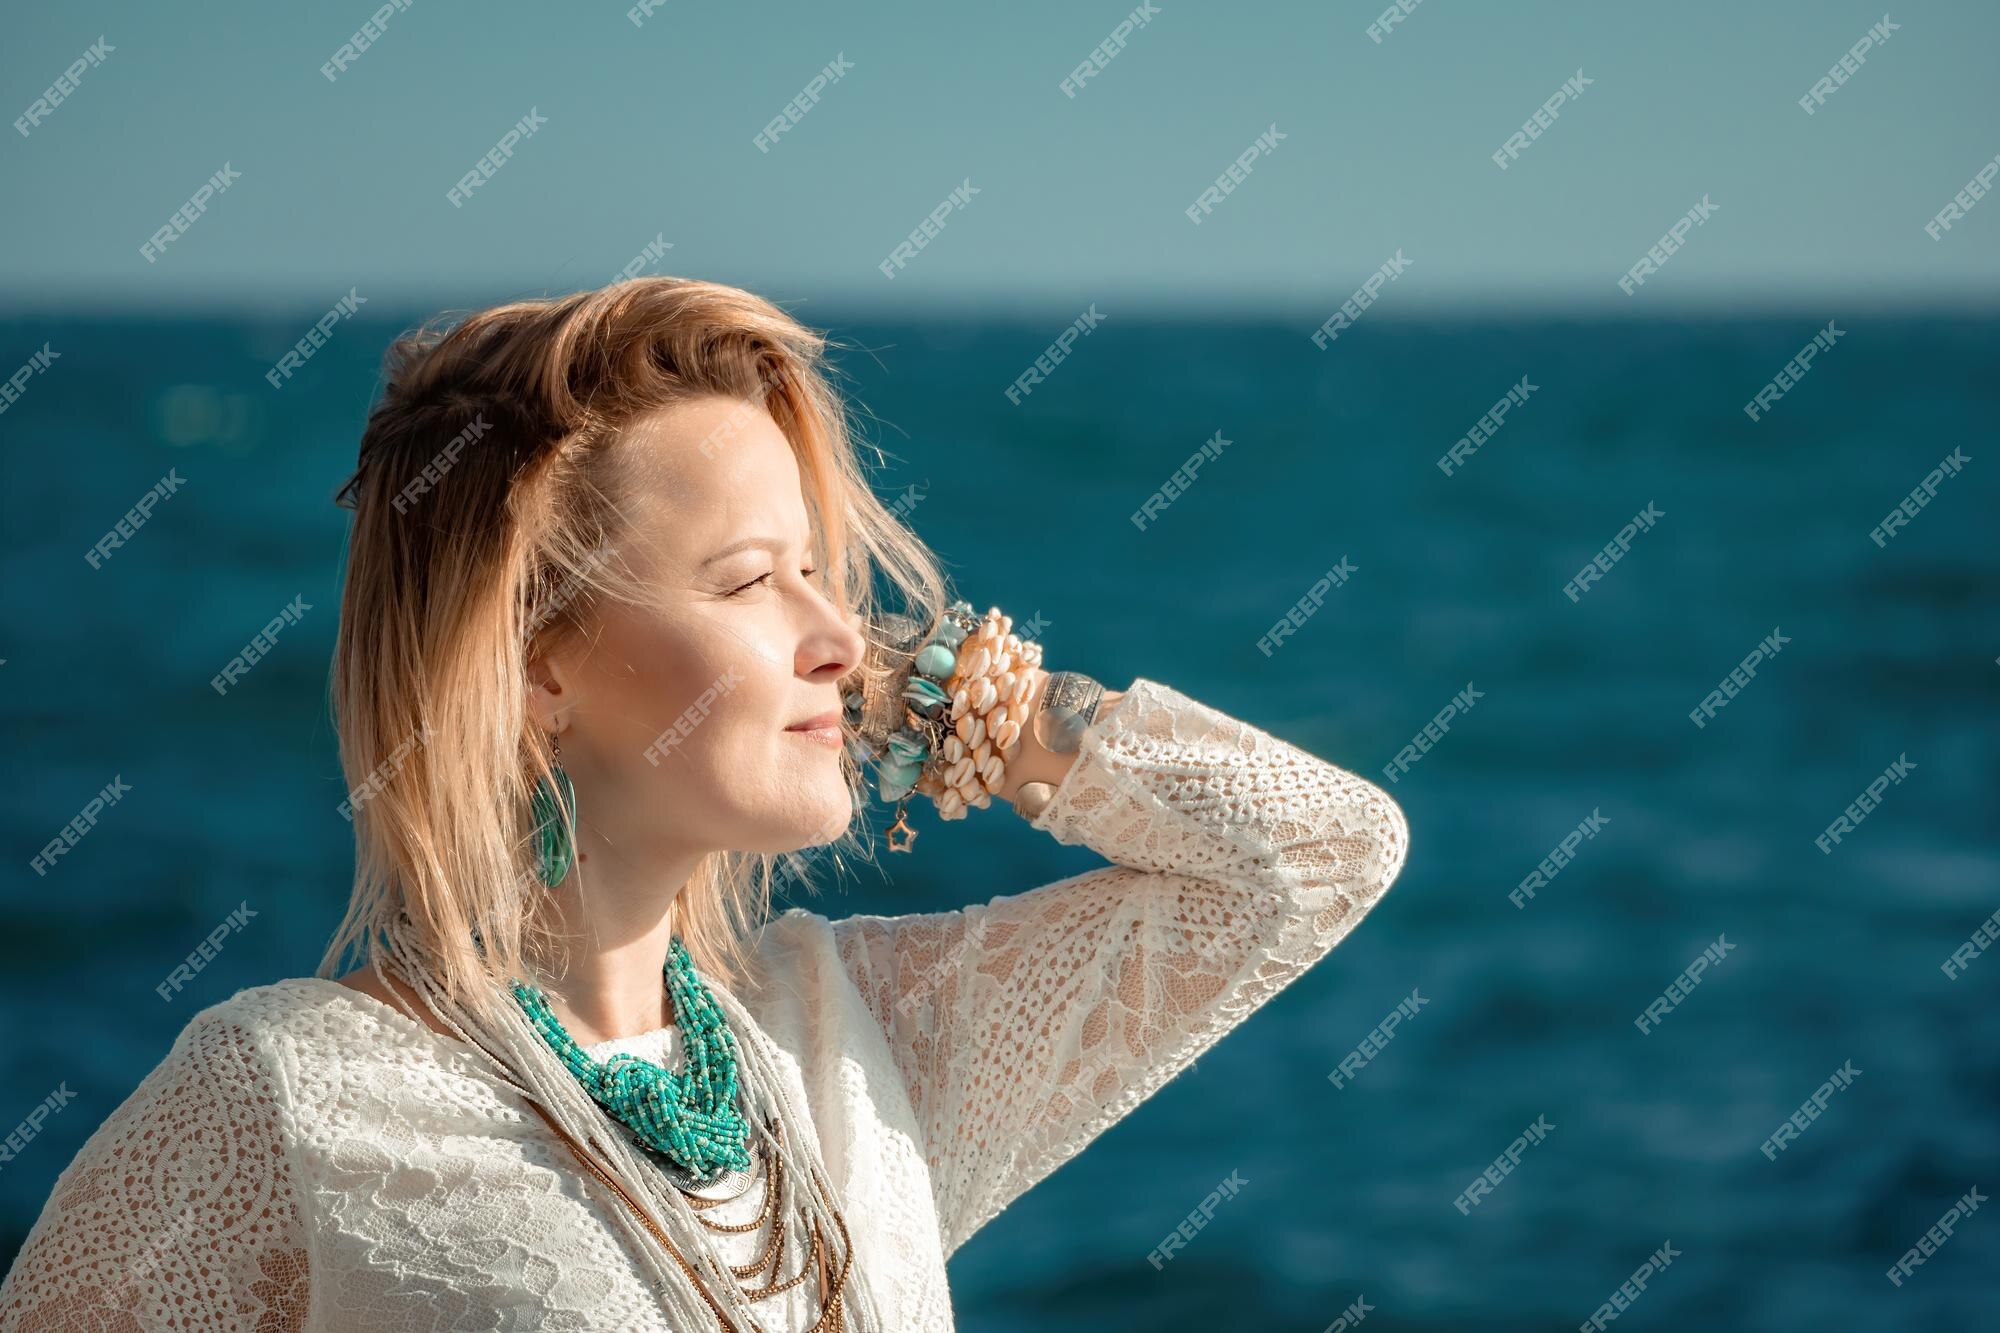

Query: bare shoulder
[331,965,460,1043]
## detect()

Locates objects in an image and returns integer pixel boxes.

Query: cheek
[584,607,792,768]
[578,604,849,845]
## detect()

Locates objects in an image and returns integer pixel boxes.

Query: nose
[799,602,867,681]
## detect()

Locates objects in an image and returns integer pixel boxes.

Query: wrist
[994,668,1124,806]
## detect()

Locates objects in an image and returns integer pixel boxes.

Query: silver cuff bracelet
[1031,670,1105,755]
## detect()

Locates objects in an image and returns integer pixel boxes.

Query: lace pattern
[831,676,1410,1257]
[0,1008,310,1331]
[0,675,1410,1327]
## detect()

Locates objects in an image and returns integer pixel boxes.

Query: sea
[1,307,1995,1329]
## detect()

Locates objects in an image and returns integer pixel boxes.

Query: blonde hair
[317,277,947,1030]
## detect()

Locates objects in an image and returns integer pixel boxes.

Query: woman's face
[533,395,868,861]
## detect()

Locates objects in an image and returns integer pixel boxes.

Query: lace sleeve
[832,675,1411,1258]
[0,1005,312,1331]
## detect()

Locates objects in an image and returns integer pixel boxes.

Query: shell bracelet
[843,598,1106,852]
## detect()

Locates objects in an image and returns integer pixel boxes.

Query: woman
[0,279,1411,1330]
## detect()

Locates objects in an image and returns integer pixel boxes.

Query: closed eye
[727,568,817,597]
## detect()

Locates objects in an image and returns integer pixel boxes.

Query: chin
[793,788,857,848]
[740,785,855,854]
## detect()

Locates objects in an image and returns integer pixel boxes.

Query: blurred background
[3,1,1996,1328]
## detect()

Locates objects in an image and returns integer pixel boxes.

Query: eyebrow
[699,535,791,568]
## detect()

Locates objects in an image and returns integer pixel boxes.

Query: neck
[531,826,702,1047]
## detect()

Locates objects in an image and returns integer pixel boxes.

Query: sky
[3,0,1997,317]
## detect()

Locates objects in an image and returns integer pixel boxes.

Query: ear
[526,651,572,735]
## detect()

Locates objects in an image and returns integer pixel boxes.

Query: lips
[785,708,845,751]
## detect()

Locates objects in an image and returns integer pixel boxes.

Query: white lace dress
[0,677,1411,1331]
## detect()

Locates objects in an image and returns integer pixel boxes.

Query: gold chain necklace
[525,1094,853,1330]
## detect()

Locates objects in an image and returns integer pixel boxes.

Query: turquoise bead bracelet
[844,599,982,851]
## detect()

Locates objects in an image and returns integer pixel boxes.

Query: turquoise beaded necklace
[510,934,753,1182]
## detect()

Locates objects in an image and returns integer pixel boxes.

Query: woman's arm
[832,672,1411,1259]
[0,1008,312,1330]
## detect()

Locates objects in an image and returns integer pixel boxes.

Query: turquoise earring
[531,732,577,888]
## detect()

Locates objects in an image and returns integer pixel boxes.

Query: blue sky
[3,0,1996,315]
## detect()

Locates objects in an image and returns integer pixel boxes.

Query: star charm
[886,809,918,852]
